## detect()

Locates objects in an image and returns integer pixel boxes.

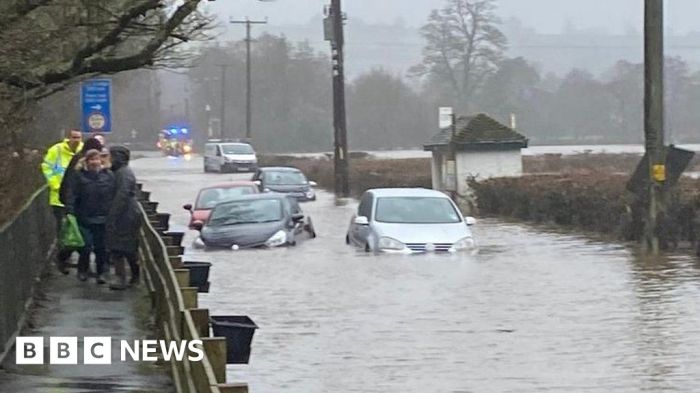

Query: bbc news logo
[16,337,204,365]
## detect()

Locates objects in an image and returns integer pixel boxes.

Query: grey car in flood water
[192,194,316,249]
[346,188,477,253]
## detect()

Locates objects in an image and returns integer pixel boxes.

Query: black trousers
[78,223,108,275]
[52,206,75,263]
[110,251,140,278]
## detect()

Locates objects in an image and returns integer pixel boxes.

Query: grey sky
[204,0,700,34]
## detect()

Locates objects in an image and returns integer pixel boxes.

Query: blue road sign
[81,79,112,133]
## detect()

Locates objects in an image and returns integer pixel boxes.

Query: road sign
[81,79,112,133]
[626,146,695,195]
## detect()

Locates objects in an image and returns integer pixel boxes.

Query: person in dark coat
[106,146,143,290]
[55,137,103,274]
[65,149,116,283]
[60,137,103,207]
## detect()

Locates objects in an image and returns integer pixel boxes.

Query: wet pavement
[0,264,172,392]
[134,155,700,393]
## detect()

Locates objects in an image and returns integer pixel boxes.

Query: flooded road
[133,155,700,393]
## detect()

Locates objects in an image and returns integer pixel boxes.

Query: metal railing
[0,186,54,363]
[138,192,247,393]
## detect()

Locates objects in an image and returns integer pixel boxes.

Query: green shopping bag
[60,214,85,249]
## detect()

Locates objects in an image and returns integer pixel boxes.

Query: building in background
[424,114,528,197]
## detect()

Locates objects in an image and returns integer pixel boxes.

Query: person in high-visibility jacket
[41,129,83,272]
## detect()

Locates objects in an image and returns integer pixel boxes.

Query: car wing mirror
[183,203,193,211]
[465,216,477,226]
[192,220,204,231]
[354,216,369,225]
[253,180,262,186]
[292,213,305,222]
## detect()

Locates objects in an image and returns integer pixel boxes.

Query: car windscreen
[221,144,254,155]
[208,198,283,226]
[196,187,257,209]
[263,171,307,185]
[374,197,462,224]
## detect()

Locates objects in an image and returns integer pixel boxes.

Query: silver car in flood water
[346,188,477,253]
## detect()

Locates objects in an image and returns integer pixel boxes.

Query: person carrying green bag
[59,214,85,249]
[65,149,116,283]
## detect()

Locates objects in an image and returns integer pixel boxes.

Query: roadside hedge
[469,173,700,249]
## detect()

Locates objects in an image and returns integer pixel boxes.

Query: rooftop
[424,113,528,150]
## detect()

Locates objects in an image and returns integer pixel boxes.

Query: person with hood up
[106,146,143,290]
[65,149,116,283]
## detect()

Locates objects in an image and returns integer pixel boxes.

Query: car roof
[205,140,251,146]
[200,181,257,190]
[215,193,290,203]
[259,166,301,172]
[366,188,451,198]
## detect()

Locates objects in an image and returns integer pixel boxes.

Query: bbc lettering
[16,337,204,365]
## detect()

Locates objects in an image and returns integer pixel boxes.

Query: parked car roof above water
[258,166,302,172]
[365,188,449,198]
[200,181,258,190]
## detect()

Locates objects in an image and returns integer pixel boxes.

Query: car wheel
[345,235,350,245]
[364,242,371,252]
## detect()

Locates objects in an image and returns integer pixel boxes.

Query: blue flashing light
[170,128,178,134]
[181,128,188,134]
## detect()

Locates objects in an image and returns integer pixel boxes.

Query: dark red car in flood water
[184,181,259,229]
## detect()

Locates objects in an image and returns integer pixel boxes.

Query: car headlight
[305,189,315,198]
[378,237,405,251]
[265,230,287,247]
[451,237,476,251]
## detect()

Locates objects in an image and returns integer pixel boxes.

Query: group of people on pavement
[41,129,142,290]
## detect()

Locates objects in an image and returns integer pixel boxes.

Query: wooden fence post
[181,287,198,309]
[218,383,249,393]
[202,337,228,384]
[174,269,190,288]
[189,308,210,338]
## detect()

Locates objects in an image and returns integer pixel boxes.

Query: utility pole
[644,0,666,254]
[216,64,229,139]
[230,17,267,141]
[324,0,350,197]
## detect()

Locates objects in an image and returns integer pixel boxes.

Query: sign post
[81,79,112,133]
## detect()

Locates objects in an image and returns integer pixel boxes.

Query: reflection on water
[133,156,700,393]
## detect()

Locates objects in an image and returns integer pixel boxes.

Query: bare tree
[411,0,506,112]
[0,0,213,150]
[0,0,213,96]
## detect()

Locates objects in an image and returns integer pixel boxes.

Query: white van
[203,141,258,173]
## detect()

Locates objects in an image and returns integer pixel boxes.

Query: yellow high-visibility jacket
[41,139,83,207]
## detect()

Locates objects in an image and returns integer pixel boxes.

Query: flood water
[133,155,700,393]
[284,143,700,159]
